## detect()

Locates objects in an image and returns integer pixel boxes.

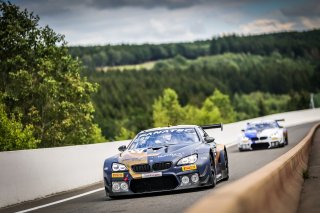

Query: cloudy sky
[11,0,320,46]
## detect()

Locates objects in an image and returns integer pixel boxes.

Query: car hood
[118,143,200,166]
[245,128,279,138]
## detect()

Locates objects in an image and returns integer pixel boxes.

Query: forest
[1,1,320,150]
[85,53,320,140]
[68,30,320,141]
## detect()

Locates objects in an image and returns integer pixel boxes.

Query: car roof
[140,125,198,133]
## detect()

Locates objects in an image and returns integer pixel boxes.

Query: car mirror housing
[118,145,127,152]
[205,136,215,143]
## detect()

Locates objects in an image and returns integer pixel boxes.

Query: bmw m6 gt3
[103,124,229,198]
[238,119,288,151]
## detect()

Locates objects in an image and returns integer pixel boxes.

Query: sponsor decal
[139,128,196,138]
[112,173,124,178]
[158,153,183,158]
[142,172,162,178]
[182,164,197,171]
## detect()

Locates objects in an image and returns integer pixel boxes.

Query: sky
[11,0,320,46]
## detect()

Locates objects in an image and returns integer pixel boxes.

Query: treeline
[69,30,320,68]
[69,41,210,68]
[88,53,320,139]
[210,30,320,59]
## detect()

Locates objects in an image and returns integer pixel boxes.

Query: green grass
[96,53,264,73]
[97,61,157,72]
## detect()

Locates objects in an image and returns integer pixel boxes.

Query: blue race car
[238,119,288,151]
[103,124,229,198]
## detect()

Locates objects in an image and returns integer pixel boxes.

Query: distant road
[2,122,317,213]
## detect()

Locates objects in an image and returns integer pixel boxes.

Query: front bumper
[104,160,212,197]
[238,138,284,151]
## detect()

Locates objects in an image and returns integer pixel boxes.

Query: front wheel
[209,155,217,188]
[222,150,229,181]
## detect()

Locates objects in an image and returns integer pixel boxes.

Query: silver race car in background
[238,119,288,151]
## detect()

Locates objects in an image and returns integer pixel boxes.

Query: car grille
[152,162,172,171]
[132,164,151,173]
[130,175,179,193]
[250,137,268,141]
[252,143,269,150]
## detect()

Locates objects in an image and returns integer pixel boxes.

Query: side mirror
[205,136,215,143]
[241,129,245,132]
[118,145,127,152]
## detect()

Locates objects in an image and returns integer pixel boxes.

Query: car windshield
[128,128,199,150]
[246,122,278,130]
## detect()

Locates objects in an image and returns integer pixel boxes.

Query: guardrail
[0,108,320,208]
[185,122,320,213]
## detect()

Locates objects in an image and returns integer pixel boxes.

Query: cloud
[87,0,214,10]
[13,0,259,15]
[12,0,315,46]
[41,5,218,45]
[300,17,320,29]
[13,0,214,13]
[239,19,295,34]
[281,0,320,18]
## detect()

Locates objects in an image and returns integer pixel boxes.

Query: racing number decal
[182,164,197,171]
[112,173,124,178]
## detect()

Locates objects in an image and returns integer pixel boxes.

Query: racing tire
[285,135,289,145]
[209,154,217,188]
[222,150,229,181]
[106,188,115,199]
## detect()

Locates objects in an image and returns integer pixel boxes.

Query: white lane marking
[16,188,104,213]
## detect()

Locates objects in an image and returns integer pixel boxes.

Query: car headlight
[270,132,280,140]
[177,154,198,165]
[241,136,250,142]
[112,163,128,171]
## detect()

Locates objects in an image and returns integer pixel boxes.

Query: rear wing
[275,119,285,128]
[201,123,223,131]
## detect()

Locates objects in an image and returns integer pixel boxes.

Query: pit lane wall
[0,109,320,208]
[186,122,320,213]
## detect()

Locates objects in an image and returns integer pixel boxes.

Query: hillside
[86,53,320,139]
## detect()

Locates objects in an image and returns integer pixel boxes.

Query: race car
[103,124,229,198]
[238,119,288,151]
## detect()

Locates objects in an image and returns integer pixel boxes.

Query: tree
[153,88,185,127]
[207,89,236,123]
[114,127,135,141]
[0,1,105,149]
[0,102,39,151]
[196,98,222,125]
